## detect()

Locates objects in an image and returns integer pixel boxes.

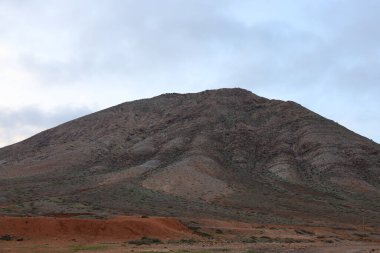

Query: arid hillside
[0,88,379,227]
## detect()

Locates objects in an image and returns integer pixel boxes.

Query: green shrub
[295,229,315,235]
[128,236,162,245]
[0,234,12,241]
[215,229,223,234]
[194,231,212,238]
[180,238,197,244]
[242,236,257,243]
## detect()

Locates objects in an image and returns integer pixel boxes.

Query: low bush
[0,234,12,241]
[180,238,197,244]
[242,236,257,243]
[128,237,162,245]
[295,229,315,235]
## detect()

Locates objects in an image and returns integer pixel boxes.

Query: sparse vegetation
[194,230,212,238]
[215,229,223,234]
[128,236,162,245]
[171,250,230,253]
[242,235,312,244]
[353,233,369,238]
[242,236,257,243]
[0,234,12,241]
[295,229,315,235]
[70,244,111,252]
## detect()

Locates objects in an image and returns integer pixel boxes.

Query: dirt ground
[0,216,191,241]
[0,216,379,253]
[1,240,379,253]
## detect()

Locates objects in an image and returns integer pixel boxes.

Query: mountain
[0,88,379,227]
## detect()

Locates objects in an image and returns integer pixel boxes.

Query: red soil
[0,216,192,242]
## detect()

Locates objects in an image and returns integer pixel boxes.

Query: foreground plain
[0,216,379,252]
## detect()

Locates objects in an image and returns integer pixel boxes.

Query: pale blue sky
[0,0,379,147]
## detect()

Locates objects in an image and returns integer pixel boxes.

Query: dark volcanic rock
[0,88,379,226]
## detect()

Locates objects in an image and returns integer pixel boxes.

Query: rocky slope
[0,88,379,227]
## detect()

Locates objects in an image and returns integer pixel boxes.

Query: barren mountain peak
[0,88,379,228]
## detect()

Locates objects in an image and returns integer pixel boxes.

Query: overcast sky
[0,0,379,147]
